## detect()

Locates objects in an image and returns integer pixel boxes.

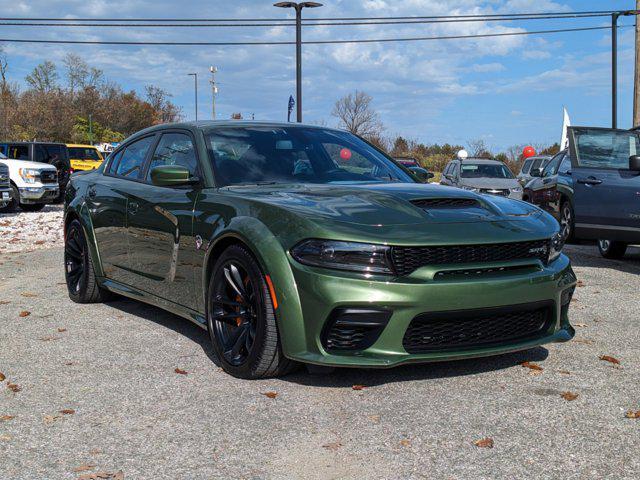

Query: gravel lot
[0,220,639,479]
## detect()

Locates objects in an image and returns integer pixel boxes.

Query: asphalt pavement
[0,244,639,479]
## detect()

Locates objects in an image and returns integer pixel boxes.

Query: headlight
[461,186,479,192]
[548,231,565,263]
[19,168,39,184]
[511,186,523,193]
[291,239,393,275]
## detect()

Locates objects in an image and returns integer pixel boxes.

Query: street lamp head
[300,2,323,7]
[273,1,323,7]
[273,2,296,7]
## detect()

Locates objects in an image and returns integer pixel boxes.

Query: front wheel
[598,239,627,259]
[0,185,19,213]
[206,245,295,379]
[65,219,112,303]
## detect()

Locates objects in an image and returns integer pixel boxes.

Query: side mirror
[427,172,435,179]
[630,155,640,171]
[150,165,196,187]
[409,167,431,183]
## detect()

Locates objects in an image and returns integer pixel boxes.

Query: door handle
[577,176,602,186]
[128,201,139,215]
[87,186,96,199]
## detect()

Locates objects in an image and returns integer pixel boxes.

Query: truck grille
[391,239,549,276]
[479,188,510,197]
[40,170,58,184]
[402,302,554,353]
[0,165,9,188]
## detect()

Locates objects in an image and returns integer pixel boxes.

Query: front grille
[391,239,549,276]
[0,166,9,187]
[479,188,509,197]
[402,302,554,353]
[411,198,480,209]
[434,264,540,280]
[40,171,57,184]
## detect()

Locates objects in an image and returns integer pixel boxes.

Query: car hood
[0,158,57,171]
[224,182,541,226]
[459,178,520,190]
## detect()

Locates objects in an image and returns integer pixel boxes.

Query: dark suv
[0,142,71,201]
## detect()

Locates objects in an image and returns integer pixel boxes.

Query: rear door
[125,130,201,310]
[569,126,640,242]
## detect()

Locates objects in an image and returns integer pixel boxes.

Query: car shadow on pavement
[104,296,550,386]
[565,244,640,274]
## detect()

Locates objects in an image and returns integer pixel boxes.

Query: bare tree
[467,139,493,159]
[145,85,182,124]
[25,61,58,92]
[332,90,383,137]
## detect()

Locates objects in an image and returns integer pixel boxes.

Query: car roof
[1,141,66,146]
[458,158,502,164]
[67,144,99,148]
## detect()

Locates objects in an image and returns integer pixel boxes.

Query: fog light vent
[561,286,576,306]
[321,308,391,352]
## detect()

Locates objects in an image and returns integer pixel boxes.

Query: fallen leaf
[60,409,76,415]
[43,414,60,424]
[7,383,21,393]
[473,437,494,449]
[72,465,96,473]
[0,434,11,441]
[40,335,60,342]
[352,384,366,391]
[0,415,15,421]
[77,472,123,480]
[322,442,343,451]
[0,300,9,305]
[57,328,68,333]
[573,338,594,345]
[399,439,411,447]
[528,370,543,376]
[18,310,31,317]
[599,355,621,365]
[0,372,5,381]
[574,323,587,328]
[625,410,640,419]
[20,292,38,297]
[65,361,78,366]
[368,414,381,423]
[174,368,188,375]
[560,391,578,401]
[34,240,45,245]
[576,280,585,287]
[521,361,543,371]
[261,391,277,399]
[557,370,572,375]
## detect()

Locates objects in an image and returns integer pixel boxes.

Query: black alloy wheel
[597,239,628,260]
[207,245,294,379]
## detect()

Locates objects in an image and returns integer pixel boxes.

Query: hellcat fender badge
[195,235,203,250]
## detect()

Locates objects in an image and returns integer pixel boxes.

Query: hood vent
[411,198,480,209]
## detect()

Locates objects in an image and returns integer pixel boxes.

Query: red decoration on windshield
[340,148,352,160]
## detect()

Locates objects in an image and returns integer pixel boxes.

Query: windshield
[206,126,413,186]
[460,162,514,179]
[68,147,102,161]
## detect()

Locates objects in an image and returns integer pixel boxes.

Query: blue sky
[0,0,637,151]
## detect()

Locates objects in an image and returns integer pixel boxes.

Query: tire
[0,185,19,213]
[64,219,112,303]
[559,201,575,243]
[19,203,45,212]
[206,244,295,379]
[598,239,627,259]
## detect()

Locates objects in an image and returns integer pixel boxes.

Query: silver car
[441,158,523,200]
[517,155,552,186]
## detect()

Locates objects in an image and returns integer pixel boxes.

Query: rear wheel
[65,219,112,303]
[206,245,295,379]
[598,239,627,259]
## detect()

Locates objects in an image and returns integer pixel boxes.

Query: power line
[0,13,624,28]
[0,24,631,47]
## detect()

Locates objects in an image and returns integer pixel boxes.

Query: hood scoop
[410,198,481,209]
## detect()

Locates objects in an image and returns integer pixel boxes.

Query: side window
[114,136,154,179]
[521,159,533,174]
[444,163,452,176]
[542,155,561,177]
[10,145,29,160]
[106,150,123,174]
[146,133,198,181]
[558,154,572,175]
[452,163,460,178]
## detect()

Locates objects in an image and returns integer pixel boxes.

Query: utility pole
[274,2,323,123]
[188,73,198,121]
[209,66,218,120]
[612,12,619,129]
[634,2,640,127]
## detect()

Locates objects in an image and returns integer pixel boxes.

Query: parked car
[393,157,434,183]
[566,126,640,259]
[0,151,59,212]
[64,121,575,379]
[0,142,71,202]
[0,162,11,208]
[441,156,523,199]
[522,151,574,240]
[517,155,552,186]
[67,144,104,172]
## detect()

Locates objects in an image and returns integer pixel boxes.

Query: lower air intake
[322,308,391,352]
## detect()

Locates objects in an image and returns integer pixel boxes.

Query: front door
[569,126,640,242]
[125,131,202,310]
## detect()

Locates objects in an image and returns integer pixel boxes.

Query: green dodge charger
[64,122,576,379]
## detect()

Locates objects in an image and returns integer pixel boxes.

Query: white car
[0,151,59,212]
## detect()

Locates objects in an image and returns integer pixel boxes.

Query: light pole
[188,72,198,121]
[274,1,323,123]
[209,66,218,120]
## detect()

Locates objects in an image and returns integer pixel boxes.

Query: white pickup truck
[0,151,59,212]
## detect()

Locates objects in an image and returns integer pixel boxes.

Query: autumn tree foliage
[0,48,182,143]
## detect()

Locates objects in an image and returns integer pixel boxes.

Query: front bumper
[19,185,59,203]
[0,187,11,206]
[280,254,576,367]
